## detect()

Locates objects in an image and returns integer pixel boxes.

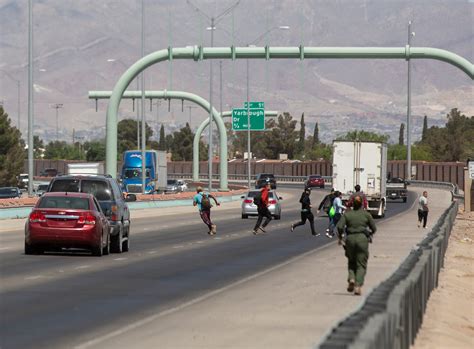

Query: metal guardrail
[168,173,333,184]
[317,181,461,349]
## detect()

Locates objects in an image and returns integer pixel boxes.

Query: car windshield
[388,178,404,183]
[258,174,274,179]
[0,188,16,194]
[310,175,322,179]
[247,191,274,198]
[124,168,151,179]
[167,180,177,185]
[50,179,80,192]
[81,180,112,201]
[39,196,90,210]
[37,184,49,191]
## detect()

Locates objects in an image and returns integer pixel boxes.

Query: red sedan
[25,192,110,256]
[305,175,325,189]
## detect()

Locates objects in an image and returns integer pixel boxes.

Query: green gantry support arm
[91,90,228,190]
[192,110,278,182]
[105,45,473,186]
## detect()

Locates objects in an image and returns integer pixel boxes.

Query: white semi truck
[332,141,387,217]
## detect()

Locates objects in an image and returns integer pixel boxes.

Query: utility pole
[27,0,34,196]
[407,21,415,181]
[50,103,63,141]
[186,105,198,127]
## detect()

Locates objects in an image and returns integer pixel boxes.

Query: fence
[317,182,460,349]
[27,160,466,190]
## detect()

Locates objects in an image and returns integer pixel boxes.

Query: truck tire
[241,214,248,219]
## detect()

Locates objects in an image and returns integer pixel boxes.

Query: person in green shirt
[336,195,377,296]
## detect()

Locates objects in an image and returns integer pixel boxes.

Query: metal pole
[56,106,59,140]
[407,21,413,181]
[246,58,251,189]
[17,80,20,130]
[208,17,214,192]
[141,0,146,193]
[136,78,140,148]
[27,0,34,196]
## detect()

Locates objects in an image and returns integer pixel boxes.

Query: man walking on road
[193,186,220,235]
[291,187,319,236]
[337,196,377,296]
[418,191,429,228]
[253,181,273,235]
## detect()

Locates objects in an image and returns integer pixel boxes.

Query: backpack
[253,191,262,206]
[329,205,336,218]
[201,193,212,210]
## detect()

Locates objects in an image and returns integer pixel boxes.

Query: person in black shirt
[291,187,319,236]
[317,188,336,233]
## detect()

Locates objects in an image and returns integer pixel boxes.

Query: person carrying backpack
[193,186,220,235]
[291,187,318,236]
[252,181,273,235]
[317,188,336,233]
[327,191,346,238]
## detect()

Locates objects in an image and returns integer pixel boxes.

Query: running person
[193,186,220,235]
[317,188,336,233]
[328,191,346,238]
[291,187,318,236]
[253,181,273,235]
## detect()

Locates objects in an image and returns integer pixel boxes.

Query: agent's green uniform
[336,209,377,287]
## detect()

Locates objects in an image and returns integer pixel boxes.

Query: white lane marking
[213,237,222,240]
[148,250,157,254]
[113,258,127,261]
[143,227,149,231]
[0,247,11,251]
[75,265,91,270]
[196,240,204,244]
[24,275,44,280]
[74,242,334,349]
[172,245,184,249]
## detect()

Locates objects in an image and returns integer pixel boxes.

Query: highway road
[0,186,416,349]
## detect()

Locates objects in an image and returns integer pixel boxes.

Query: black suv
[255,173,277,189]
[47,175,130,253]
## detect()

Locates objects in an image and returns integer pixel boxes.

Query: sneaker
[258,226,266,233]
[290,224,294,232]
[347,280,355,293]
[312,232,321,237]
[325,228,330,233]
[252,230,259,235]
[211,224,217,234]
[418,223,421,228]
[325,232,333,238]
[354,286,362,296]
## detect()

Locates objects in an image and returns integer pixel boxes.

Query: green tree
[312,122,319,147]
[0,107,25,186]
[167,123,206,161]
[336,130,389,143]
[84,140,106,161]
[44,141,83,160]
[444,108,472,161]
[33,135,44,159]
[117,119,153,156]
[399,123,405,146]
[422,115,428,141]
[297,113,305,154]
[158,124,166,151]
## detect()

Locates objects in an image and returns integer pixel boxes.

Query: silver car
[165,179,188,193]
[241,190,282,220]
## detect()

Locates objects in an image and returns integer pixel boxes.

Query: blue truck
[121,150,167,194]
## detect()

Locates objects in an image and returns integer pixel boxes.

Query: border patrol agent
[336,195,377,295]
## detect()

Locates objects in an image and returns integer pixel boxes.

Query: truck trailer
[67,162,104,176]
[332,141,387,217]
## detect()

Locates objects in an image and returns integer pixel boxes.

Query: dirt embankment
[412,208,474,349]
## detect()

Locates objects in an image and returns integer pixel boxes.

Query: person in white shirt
[417,191,429,228]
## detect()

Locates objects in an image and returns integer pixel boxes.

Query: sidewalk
[411,208,474,349]
[79,188,452,349]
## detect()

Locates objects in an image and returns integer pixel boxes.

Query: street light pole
[27,0,34,196]
[407,21,414,181]
[141,0,146,193]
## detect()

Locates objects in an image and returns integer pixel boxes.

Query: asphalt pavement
[0,185,416,349]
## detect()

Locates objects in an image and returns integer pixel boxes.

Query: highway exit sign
[244,101,265,109]
[232,108,265,131]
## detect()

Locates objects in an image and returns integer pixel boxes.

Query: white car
[165,179,188,193]
[241,190,282,220]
